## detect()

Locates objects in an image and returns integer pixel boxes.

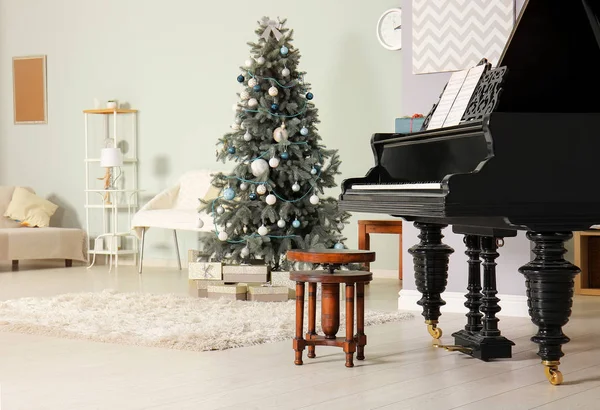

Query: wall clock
[376,8,403,50]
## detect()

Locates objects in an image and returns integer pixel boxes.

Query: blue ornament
[292,219,301,228]
[237,75,245,83]
[223,188,235,200]
[271,103,279,111]
[306,92,314,100]
[300,127,309,136]
[227,146,236,154]
[249,193,258,200]
[334,242,345,250]
[280,46,289,55]
[280,152,289,160]
[253,85,261,92]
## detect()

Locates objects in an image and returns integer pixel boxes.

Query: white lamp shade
[100,148,123,167]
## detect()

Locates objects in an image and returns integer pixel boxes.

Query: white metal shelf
[84,108,139,272]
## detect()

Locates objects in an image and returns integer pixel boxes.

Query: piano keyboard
[351,182,443,191]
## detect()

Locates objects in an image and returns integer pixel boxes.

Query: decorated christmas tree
[198,17,350,271]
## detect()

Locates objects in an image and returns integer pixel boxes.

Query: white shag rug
[0,290,414,352]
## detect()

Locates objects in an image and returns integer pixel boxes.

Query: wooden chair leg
[355,282,367,360]
[344,283,356,368]
[294,281,306,365]
[307,282,317,358]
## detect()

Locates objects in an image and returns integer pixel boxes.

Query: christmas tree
[198,17,350,271]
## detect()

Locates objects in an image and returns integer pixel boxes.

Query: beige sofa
[0,186,87,268]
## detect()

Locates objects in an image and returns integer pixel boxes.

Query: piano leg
[408,222,454,339]
[448,236,514,361]
[519,231,580,386]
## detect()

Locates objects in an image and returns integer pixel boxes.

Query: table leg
[293,281,306,365]
[358,223,370,271]
[307,282,317,358]
[321,283,341,339]
[344,283,356,367]
[355,282,366,360]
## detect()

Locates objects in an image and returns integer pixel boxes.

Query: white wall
[0,0,404,267]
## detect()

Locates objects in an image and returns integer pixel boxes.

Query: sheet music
[442,64,486,127]
[425,69,469,130]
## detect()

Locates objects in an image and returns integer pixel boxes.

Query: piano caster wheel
[427,323,443,339]
[543,361,563,385]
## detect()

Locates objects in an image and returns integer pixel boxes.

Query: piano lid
[496,0,600,113]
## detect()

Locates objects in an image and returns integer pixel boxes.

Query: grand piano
[339,0,600,385]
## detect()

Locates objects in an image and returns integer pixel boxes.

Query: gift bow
[261,17,283,41]
[202,264,216,279]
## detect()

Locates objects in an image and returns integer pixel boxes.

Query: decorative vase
[107,100,118,109]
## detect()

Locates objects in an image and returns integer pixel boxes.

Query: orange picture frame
[12,55,47,124]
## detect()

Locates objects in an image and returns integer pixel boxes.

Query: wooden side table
[358,220,403,280]
[287,249,375,367]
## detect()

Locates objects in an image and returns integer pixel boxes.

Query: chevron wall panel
[412,0,515,74]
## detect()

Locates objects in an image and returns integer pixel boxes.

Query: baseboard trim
[397,289,529,317]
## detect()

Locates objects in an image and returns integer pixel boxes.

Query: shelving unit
[574,231,600,296]
[84,108,139,270]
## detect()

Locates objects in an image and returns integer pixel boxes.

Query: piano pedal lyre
[432,343,473,354]
[425,320,443,339]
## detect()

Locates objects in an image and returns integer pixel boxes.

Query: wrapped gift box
[207,283,248,300]
[188,279,224,297]
[395,116,425,134]
[189,262,223,280]
[247,285,288,302]
[188,249,211,263]
[270,271,295,298]
[222,264,270,283]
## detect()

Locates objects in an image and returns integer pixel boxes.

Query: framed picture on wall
[12,55,48,124]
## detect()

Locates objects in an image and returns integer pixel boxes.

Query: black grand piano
[339,0,600,385]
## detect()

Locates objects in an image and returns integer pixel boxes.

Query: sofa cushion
[4,187,58,227]
[0,186,35,228]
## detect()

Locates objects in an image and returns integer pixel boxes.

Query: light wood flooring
[0,261,599,409]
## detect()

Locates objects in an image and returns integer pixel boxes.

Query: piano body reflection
[339,0,600,385]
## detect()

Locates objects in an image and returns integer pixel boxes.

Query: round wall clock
[376,8,402,50]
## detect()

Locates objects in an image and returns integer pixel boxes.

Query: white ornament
[268,86,279,97]
[250,158,270,177]
[243,225,248,233]
[243,131,252,141]
[309,194,320,205]
[258,225,269,236]
[269,157,280,168]
[277,219,286,228]
[216,206,225,215]
[240,182,248,191]
[234,117,242,124]
[337,223,344,230]
[218,231,228,241]
[241,246,250,257]
[197,218,204,228]
[266,194,277,205]
[256,184,267,195]
[282,67,290,77]
[245,59,253,67]
[292,182,300,192]
[240,90,250,100]
[226,222,233,228]
[248,78,258,87]
[273,125,289,142]
[231,123,240,130]
[256,56,266,65]
[247,98,258,108]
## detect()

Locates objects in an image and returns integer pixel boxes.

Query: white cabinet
[83,108,139,270]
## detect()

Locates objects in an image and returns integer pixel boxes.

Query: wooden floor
[0,261,599,409]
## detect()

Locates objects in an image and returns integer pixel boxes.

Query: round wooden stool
[287,249,375,368]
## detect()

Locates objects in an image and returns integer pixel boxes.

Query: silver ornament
[337,223,344,230]
[243,131,252,141]
[282,67,290,77]
[292,182,300,192]
[234,117,242,124]
[216,206,225,214]
[218,231,228,241]
[277,219,286,228]
[258,225,269,236]
[309,194,320,205]
[240,182,248,191]
[241,246,250,257]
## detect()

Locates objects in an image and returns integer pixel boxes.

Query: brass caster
[427,323,443,339]
[544,365,563,386]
